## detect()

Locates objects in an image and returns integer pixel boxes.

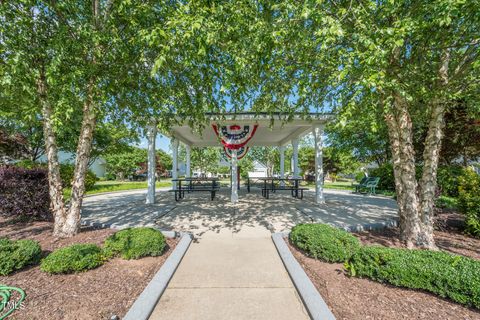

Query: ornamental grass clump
[290,224,361,262]
[103,227,166,260]
[346,246,480,309]
[40,243,104,274]
[0,238,42,276]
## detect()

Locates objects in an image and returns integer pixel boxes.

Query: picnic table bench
[249,177,308,199]
[170,178,220,201]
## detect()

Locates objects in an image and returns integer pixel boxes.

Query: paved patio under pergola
[81,188,398,237]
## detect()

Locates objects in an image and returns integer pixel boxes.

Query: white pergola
[145,113,332,204]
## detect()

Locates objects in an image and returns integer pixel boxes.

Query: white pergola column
[292,138,300,178]
[172,138,179,189]
[313,124,325,204]
[231,149,238,203]
[185,144,191,178]
[279,145,285,179]
[146,122,157,204]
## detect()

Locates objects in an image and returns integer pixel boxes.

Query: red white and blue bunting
[212,124,258,150]
[223,146,249,160]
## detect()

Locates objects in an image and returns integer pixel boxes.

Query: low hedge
[103,227,166,260]
[40,243,104,274]
[346,246,480,309]
[0,238,42,276]
[289,224,361,262]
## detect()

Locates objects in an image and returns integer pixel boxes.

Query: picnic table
[170,177,220,201]
[247,177,308,199]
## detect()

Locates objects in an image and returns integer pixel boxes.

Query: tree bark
[65,85,97,236]
[385,93,422,248]
[37,69,68,236]
[417,99,445,249]
[417,50,450,249]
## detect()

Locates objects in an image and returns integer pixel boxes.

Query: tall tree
[1,1,217,236]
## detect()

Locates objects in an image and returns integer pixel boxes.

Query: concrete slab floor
[149,235,309,320]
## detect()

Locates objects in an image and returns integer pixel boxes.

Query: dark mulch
[288,211,480,320]
[0,217,178,320]
[355,211,480,260]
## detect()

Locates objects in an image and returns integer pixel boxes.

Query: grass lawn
[64,179,172,199]
[305,180,355,190]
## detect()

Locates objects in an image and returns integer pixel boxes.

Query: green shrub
[103,227,166,260]
[369,163,395,191]
[60,164,97,191]
[346,246,480,309]
[437,165,464,197]
[435,195,459,209]
[0,238,42,276]
[289,224,361,262]
[458,168,480,237]
[354,172,366,182]
[40,243,104,274]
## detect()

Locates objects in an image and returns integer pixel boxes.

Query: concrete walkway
[81,188,398,319]
[149,228,309,320]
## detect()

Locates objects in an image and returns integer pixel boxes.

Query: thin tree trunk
[418,99,444,249]
[385,93,422,248]
[37,70,68,236]
[417,49,450,249]
[65,85,97,236]
[385,112,406,233]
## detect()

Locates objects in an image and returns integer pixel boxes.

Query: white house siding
[38,151,106,178]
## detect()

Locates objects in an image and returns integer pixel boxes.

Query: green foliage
[298,146,360,177]
[105,147,147,180]
[289,224,361,263]
[59,164,97,191]
[437,165,464,197]
[346,246,480,309]
[40,244,104,274]
[458,168,480,237]
[190,147,221,175]
[369,163,395,191]
[435,195,458,210]
[103,227,166,260]
[355,172,366,182]
[0,238,42,276]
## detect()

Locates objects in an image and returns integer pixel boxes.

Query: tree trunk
[37,70,68,236]
[65,85,97,236]
[417,99,445,249]
[417,49,450,249]
[385,93,422,248]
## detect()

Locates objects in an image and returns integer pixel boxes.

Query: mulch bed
[0,217,178,320]
[288,211,480,320]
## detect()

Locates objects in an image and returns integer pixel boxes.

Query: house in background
[38,151,106,178]
[248,161,268,178]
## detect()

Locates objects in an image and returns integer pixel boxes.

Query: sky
[137,134,171,154]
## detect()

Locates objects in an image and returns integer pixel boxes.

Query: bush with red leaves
[0,166,51,220]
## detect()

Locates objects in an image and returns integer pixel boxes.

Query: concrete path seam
[80,219,177,238]
[272,233,336,320]
[123,233,193,320]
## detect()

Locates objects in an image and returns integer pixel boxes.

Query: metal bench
[356,177,380,195]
